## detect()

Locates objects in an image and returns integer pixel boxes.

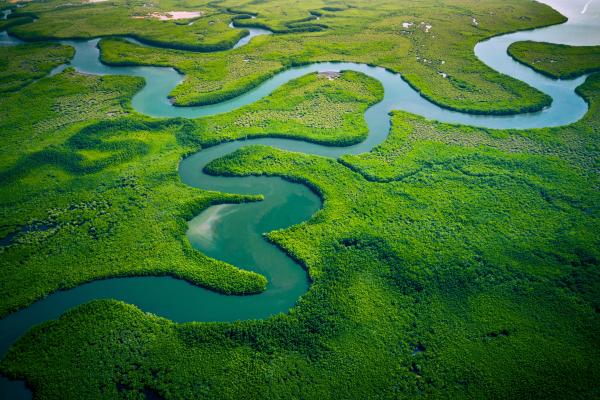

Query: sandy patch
[133,11,203,20]
[187,204,236,246]
[402,22,413,29]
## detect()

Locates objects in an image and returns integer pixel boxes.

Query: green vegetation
[199,71,383,146]
[0,15,35,32]
[5,0,245,51]
[508,41,600,79]
[341,74,600,181]
[97,35,407,107]
[0,42,73,93]
[2,1,600,398]
[1,34,599,399]
[8,0,566,113]
[3,73,600,398]
[0,69,261,316]
[0,67,381,316]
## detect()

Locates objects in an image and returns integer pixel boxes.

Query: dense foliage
[0,67,380,317]
[0,15,34,32]
[5,0,245,51]
[198,71,383,146]
[0,42,73,93]
[6,0,564,113]
[3,68,600,396]
[1,2,599,399]
[508,40,600,79]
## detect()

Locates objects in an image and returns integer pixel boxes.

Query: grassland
[508,41,600,78]
[0,28,599,399]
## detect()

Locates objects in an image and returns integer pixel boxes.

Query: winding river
[0,0,599,398]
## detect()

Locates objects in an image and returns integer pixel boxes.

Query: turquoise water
[0,0,599,397]
[46,40,590,128]
[229,21,272,49]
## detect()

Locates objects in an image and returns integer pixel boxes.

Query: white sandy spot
[581,0,594,14]
[402,22,413,29]
[133,11,203,21]
[187,204,236,246]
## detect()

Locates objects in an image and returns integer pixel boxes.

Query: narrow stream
[0,1,598,398]
[229,21,272,48]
